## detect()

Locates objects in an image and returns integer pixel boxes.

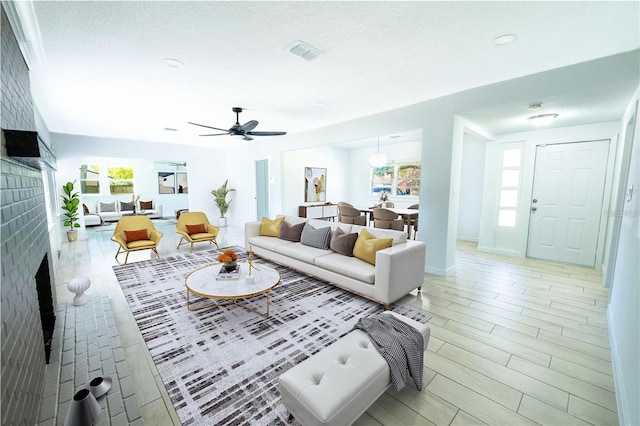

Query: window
[80,164,101,194]
[498,148,522,227]
[108,166,135,195]
[371,162,420,197]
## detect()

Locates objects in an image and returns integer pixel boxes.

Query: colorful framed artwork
[305,167,326,202]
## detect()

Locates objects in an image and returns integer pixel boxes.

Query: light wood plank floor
[53,228,617,426]
[357,240,617,426]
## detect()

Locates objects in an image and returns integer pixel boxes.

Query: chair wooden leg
[124,251,130,264]
[190,242,194,253]
[152,248,160,259]
[286,413,294,424]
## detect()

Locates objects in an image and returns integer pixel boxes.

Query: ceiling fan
[188,107,287,141]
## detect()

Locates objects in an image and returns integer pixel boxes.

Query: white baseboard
[457,235,478,242]
[476,245,524,257]
[607,305,629,426]
[425,264,457,277]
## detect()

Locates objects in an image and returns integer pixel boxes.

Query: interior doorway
[255,159,269,221]
[527,140,610,266]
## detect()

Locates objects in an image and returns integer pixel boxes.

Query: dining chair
[337,201,354,222]
[372,208,404,231]
[338,205,366,226]
[408,204,419,239]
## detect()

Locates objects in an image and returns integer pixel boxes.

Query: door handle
[531,206,537,211]
[532,199,538,203]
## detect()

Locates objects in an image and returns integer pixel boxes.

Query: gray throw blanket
[353,314,424,391]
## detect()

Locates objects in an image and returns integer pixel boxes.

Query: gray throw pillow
[329,227,359,256]
[120,202,134,211]
[279,220,305,242]
[100,202,116,212]
[300,223,332,250]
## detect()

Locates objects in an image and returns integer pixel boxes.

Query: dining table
[357,207,419,239]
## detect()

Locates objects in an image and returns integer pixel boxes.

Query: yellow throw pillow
[353,229,393,265]
[260,216,285,237]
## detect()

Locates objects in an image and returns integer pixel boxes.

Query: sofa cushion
[124,229,148,243]
[351,225,407,245]
[186,223,206,235]
[353,229,393,265]
[279,220,305,242]
[277,242,332,264]
[300,223,332,250]
[120,201,135,212]
[100,202,117,213]
[140,200,153,210]
[260,216,285,237]
[329,228,358,256]
[315,253,376,283]
[248,235,295,252]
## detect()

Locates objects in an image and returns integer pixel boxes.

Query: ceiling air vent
[289,41,323,61]
[2,129,57,170]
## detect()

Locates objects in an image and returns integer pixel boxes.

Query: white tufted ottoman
[278,311,430,426]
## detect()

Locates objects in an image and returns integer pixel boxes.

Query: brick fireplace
[1,6,57,425]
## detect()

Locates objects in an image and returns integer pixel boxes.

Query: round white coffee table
[184,262,280,317]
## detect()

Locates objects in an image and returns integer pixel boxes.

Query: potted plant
[61,180,81,241]
[211,180,236,227]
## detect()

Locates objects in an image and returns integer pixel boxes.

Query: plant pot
[67,230,78,242]
[219,217,227,228]
[223,261,237,272]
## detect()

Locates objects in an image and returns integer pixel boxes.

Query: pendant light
[369,137,387,167]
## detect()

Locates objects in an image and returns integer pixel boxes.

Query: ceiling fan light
[369,152,387,167]
[528,113,559,127]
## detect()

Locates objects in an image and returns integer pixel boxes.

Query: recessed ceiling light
[493,34,517,46]
[528,113,559,127]
[314,102,324,107]
[164,58,184,68]
[528,103,543,110]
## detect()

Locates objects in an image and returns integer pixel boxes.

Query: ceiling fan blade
[243,135,254,141]
[199,133,230,137]
[247,131,287,136]
[188,122,230,132]
[240,120,259,132]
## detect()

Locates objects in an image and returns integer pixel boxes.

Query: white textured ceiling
[24,1,640,147]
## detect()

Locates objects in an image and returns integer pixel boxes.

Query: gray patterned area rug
[113,246,431,425]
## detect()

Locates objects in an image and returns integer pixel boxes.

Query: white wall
[52,133,227,226]
[607,86,639,426]
[478,121,620,265]
[458,133,487,241]
[50,51,639,277]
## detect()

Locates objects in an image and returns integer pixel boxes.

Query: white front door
[527,140,610,266]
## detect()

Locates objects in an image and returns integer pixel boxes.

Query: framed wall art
[158,172,176,194]
[176,172,189,194]
[304,167,326,202]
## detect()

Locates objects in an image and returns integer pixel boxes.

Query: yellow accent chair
[111,216,163,264]
[372,208,405,231]
[338,204,367,226]
[175,212,220,252]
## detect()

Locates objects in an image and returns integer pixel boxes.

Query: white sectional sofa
[93,200,163,222]
[245,215,426,307]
